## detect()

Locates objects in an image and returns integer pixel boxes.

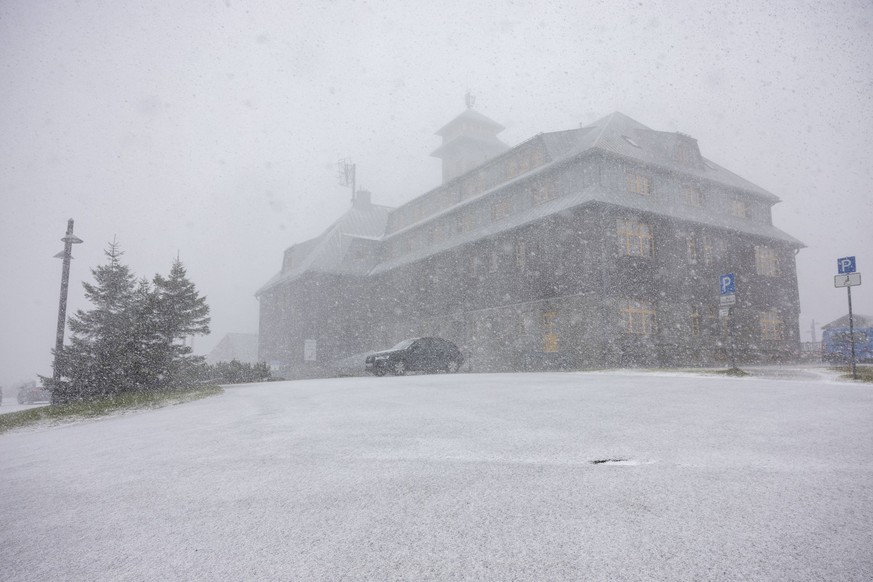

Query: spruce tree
[52,245,212,401]
[152,257,211,388]
[125,277,162,391]
[58,240,138,399]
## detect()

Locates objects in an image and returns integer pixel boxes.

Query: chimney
[354,190,372,209]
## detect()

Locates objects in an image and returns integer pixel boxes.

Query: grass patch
[706,367,750,377]
[0,385,223,435]
[831,366,873,383]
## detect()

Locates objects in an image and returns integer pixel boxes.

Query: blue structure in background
[821,314,873,363]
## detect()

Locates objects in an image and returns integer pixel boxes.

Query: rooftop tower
[431,92,509,183]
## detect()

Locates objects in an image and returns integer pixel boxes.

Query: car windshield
[390,339,416,350]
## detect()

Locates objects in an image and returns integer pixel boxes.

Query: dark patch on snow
[591,458,627,465]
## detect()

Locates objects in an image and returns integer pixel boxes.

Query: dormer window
[682,185,704,207]
[626,172,653,196]
[674,143,696,165]
[730,195,748,218]
[491,198,511,221]
[532,180,556,205]
[673,134,703,167]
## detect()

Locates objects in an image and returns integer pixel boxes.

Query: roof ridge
[591,111,617,147]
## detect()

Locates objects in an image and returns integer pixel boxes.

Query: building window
[491,198,511,221]
[461,172,484,200]
[623,301,657,335]
[730,195,748,218]
[687,236,698,264]
[456,212,474,234]
[760,310,783,340]
[543,332,558,353]
[691,308,701,336]
[351,245,367,262]
[755,245,779,276]
[515,241,527,270]
[504,146,545,181]
[682,185,703,207]
[489,250,500,273]
[626,172,652,196]
[701,236,727,267]
[750,202,769,224]
[532,180,556,205]
[431,223,446,244]
[542,310,558,352]
[470,255,483,277]
[674,143,698,166]
[617,219,654,258]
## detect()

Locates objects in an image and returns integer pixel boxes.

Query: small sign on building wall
[304,339,317,362]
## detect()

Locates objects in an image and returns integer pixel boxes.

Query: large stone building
[257,107,804,378]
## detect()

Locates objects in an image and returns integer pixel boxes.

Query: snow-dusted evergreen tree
[124,277,163,391]
[57,240,139,400]
[151,257,211,388]
[54,245,212,401]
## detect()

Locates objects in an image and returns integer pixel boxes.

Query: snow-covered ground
[1,369,871,581]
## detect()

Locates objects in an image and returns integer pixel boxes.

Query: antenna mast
[337,158,356,203]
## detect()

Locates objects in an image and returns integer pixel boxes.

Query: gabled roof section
[206,333,259,364]
[570,112,780,202]
[430,134,510,158]
[822,314,873,329]
[256,201,392,296]
[434,108,506,136]
[539,127,597,159]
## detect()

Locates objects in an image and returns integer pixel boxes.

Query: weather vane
[465,89,476,110]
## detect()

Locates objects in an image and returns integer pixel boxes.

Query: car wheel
[393,360,406,376]
[446,360,460,373]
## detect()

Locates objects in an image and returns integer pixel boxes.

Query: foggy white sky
[2,0,871,387]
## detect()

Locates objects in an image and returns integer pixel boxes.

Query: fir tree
[52,245,212,401]
[125,277,163,391]
[152,257,211,388]
[58,240,138,399]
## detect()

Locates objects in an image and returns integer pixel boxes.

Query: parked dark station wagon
[365,337,464,376]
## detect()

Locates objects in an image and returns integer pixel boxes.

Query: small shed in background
[206,333,259,364]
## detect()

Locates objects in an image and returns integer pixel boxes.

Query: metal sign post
[719,273,737,369]
[848,285,856,380]
[835,257,861,380]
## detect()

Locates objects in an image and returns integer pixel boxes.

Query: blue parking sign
[719,273,736,295]
[837,256,856,274]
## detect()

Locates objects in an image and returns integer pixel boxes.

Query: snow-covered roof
[822,314,873,329]
[257,201,392,296]
[260,111,802,287]
[434,107,506,136]
[430,133,510,158]
[571,112,780,202]
[206,333,259,364]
